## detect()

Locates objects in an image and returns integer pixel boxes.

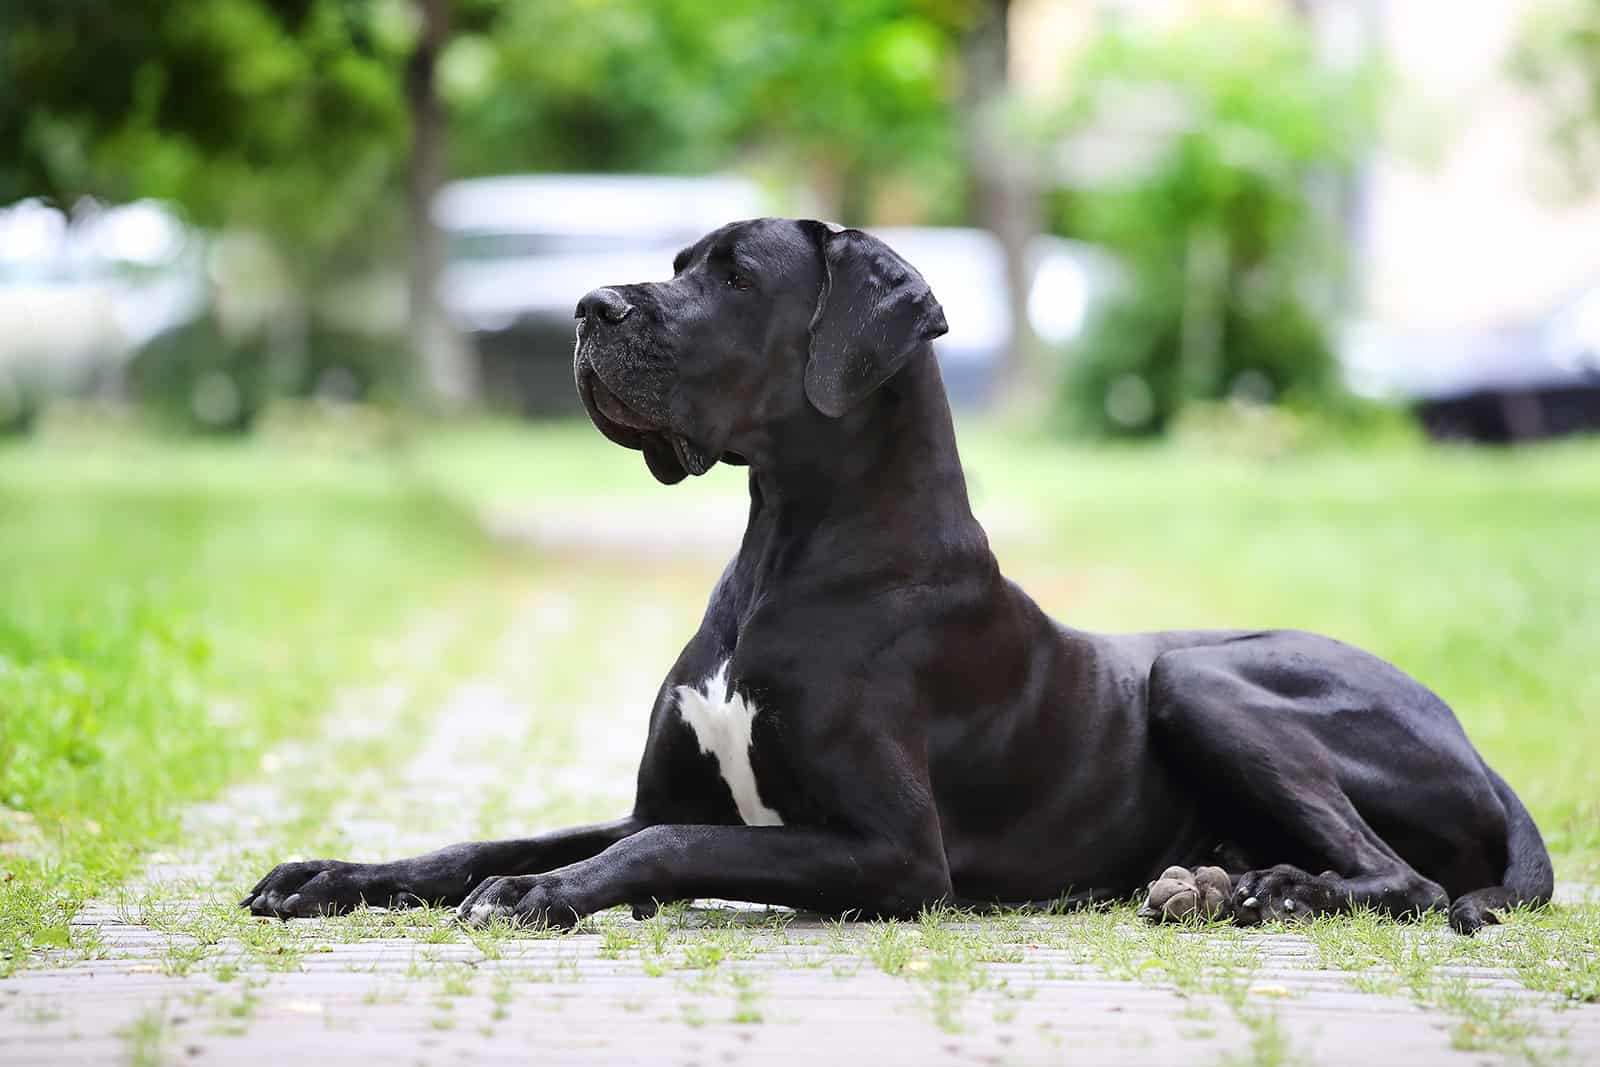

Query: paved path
[2,547,1598,1066]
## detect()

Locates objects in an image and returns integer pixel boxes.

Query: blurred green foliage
[130,314,406,434]
[0,0,410,256]
[438,0,975,221]
[1512,0,1600,198]
[129,314,273,434]
[3,0,977,240]
[0,369,43,437]
[1044,19,1377,437]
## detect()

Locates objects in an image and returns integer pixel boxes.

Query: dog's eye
[726,272,753,291]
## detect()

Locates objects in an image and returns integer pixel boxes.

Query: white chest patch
[673,661,784,826]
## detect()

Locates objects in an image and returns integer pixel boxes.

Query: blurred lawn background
[4,418,1594,938]
[4,0,1600,971]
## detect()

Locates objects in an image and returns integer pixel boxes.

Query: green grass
[123,1003,170,1067]
[1301,903,1595,1060]
[1,413,1596,1065]
[0,432,492,973]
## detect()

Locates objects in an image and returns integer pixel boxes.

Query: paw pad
[1139,865,1232,923]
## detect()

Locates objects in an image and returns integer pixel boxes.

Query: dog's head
[573,218,948,483]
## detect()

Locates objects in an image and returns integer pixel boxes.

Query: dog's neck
[738,351,991,586]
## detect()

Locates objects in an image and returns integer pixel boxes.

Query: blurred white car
[435,174,766,413]
[0,198,203,409]
[868,227,1120,406]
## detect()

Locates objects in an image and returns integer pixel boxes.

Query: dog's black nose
[576,287,634,325]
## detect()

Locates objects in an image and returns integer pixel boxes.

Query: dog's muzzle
[575,357,657,447]
[575,351,716,483]
[572,282,719,482]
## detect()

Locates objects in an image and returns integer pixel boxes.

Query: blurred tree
[1043,17,1377,437]
[445,0,743,176]
[731,1,972,223]
[0,0,483,406]
[0,0,406,261]
[408,0,478,404]
[445,0,974,224]
[960,0,1041,394]
[1511,0,1600,198]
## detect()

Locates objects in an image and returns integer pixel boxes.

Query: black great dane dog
[244,218,1553,935]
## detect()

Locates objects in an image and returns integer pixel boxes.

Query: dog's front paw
[1138,865,1232,924]
[241,859,401,918]
[457,874,584,930]
[1231,864,1340,926]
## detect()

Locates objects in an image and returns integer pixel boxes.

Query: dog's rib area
[674,660,784,826]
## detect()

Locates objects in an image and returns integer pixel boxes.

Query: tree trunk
[407,0,475,406]
[963,0,1041,403]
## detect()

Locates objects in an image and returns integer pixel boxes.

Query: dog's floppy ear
[801,222,948,418]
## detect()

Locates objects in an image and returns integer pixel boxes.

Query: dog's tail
[1448,765,1554,933]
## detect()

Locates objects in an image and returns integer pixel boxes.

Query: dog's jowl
[243,218,1552,934]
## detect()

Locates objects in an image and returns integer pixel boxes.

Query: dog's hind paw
[1137,865,1232,924]
[1447,896,1500,935]
[1230,864,1343,926]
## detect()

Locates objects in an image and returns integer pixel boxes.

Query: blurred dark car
[1343,282,1600,442]
[434,174,765,415]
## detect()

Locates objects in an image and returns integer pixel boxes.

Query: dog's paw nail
[460,900,502,927]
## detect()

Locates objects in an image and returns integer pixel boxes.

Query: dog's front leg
[242,816,646,917]
[456,824,953,927]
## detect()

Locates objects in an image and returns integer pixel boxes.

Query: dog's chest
[673,661,784,826]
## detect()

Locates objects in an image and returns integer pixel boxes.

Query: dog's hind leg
[1143,651,1448,927]
[1443,765,1553,933]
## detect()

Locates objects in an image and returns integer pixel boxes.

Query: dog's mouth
[576,359,658,443]
[588,368,659,435]
[575,359,717,484]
